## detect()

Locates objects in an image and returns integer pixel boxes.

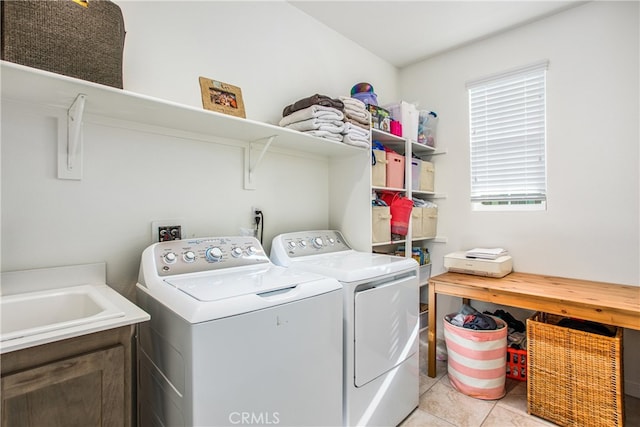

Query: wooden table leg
[427,283,437,378]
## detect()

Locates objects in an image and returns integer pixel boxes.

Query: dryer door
[354,273,418,387]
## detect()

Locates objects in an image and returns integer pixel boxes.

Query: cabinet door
[2,345,124,427]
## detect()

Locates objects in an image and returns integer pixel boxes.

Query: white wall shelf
[1,61,365,184]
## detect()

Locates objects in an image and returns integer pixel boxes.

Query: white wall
[1,1,398,299]
[399,1,639,396]
[118,1,399,124]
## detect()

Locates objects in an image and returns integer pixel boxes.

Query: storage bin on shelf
[384,101,419,142]
[444,315,508,400]
[506,348,527,381]
[385,151,405,188]
[411,158,421,190]
[411,208,423,238]
[1,0,126,88]
[371,149,387,187]
[371,206,391,243]
[527,312,623,427]
[420,161,435,192]
[417,110,438,147]
[422,207,438,238]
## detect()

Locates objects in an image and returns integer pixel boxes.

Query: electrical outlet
[158,225,181,241]
[151,220,185,242]
[251,206,261,223]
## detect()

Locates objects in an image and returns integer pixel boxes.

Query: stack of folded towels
[279,94,345,143]
[339,96,371,148]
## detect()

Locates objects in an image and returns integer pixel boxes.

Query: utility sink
[1,285,126,342]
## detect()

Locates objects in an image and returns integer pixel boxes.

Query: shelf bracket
[58,94,87,180]
[244,135,276,190]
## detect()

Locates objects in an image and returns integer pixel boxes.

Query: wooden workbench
[427,271,640,378]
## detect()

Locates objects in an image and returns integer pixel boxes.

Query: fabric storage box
[527,312,624,427]
[444,315,508,400]
[386,152,405,188]
[371,206,391,243]
[371,150,387,187]
[420,161,435,192]
[367,105,391,133]
[411,158,421,190]
[422,207,438,238]
[1,0,126,88]
[411,208,423,238]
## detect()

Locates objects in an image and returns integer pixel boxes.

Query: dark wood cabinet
[1,326,135,427]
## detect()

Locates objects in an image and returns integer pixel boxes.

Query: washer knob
[231,247,243,258]
[328,238,335,244]
[299,240,307,248]
[312,237,323,249]
[288,241,297,249]
[205,247,223,262]
[183,251,196,263]
[247,246,258,256]
[163,252,177,264]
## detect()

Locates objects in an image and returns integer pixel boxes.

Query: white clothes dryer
[270,230,420,427]
[136,236,343,427]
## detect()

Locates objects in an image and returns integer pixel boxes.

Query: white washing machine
[136,236,343,427]
[270,230,419,427]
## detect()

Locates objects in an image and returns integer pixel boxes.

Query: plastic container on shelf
[418,111,438,147]
[384,101,419,142]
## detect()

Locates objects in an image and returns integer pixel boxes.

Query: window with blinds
[468,61,548,210]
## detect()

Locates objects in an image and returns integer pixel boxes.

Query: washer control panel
[153,236,269,276]
[275,230,351,258]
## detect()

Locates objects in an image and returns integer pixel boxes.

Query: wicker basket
[1,0,125,88]
[527,312,624,426]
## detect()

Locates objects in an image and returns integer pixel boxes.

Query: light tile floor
[400,331,640,427]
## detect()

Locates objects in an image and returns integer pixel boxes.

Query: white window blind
[468,61,548,208]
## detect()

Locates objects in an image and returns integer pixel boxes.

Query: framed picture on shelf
[199,76,246,118]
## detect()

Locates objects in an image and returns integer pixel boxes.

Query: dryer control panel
[271,230,351,260]
[152,236,270,276]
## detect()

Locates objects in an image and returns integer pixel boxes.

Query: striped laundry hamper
[444,316,508,400]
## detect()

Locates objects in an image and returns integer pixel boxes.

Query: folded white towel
[344,107,370,124]
[285,118,345,134]
[339,96,367,111]
[345,117,370,131]
[302,130,344,143]
[342,134,370,148]
[342,122,370,138]
[279,105,344,127]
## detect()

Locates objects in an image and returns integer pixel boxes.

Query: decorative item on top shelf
[350,82,378,106]
[199,77,246,118]
[1,0,126,88]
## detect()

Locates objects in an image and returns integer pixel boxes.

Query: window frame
[467,61,549,212]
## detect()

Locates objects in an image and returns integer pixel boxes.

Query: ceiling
[289,1,586,68]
